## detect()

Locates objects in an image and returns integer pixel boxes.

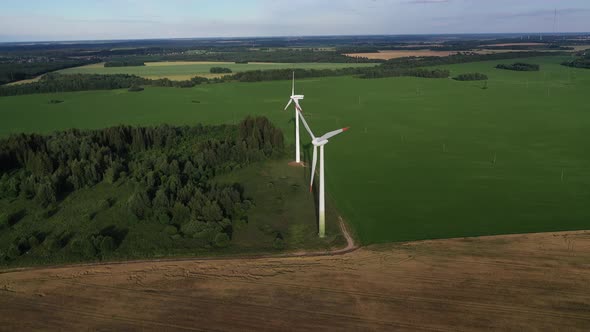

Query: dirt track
[1,230,589,331]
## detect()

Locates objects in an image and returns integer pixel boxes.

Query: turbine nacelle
[312,138,329,146]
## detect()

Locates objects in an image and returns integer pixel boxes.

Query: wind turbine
[284,72,304,164]
[299,112,349,238]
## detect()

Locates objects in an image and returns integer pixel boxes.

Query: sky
[1,0,589,42]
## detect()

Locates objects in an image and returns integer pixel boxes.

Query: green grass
[57,61,377,80]
[2,56,590,244]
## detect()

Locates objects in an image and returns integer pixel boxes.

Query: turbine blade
[298,111,315,139]
[319,127,350,141]
[310,145,317,192]
[284,99,293,111]
[292,71,295,96]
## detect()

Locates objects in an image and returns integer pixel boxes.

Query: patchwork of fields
[56,61,378,80]
[2,56,590,244]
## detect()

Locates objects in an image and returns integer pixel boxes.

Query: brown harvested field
[346,50,459,60]
[1,230,589,331]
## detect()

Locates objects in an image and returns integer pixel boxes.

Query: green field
[2,56,590,244]
[57,61,377,80]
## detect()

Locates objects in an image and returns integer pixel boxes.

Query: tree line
[104,60,146,67]
[210,67,233,74]
[0,117,284,264]
[561,54,590,69]
[380,51,563,69]
[453,73,488,81]
[0,58,98,85]
[0,73,209,96]
[496,63,540,71]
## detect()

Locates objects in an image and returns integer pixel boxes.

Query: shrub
[99,236,116,254]
[28,235,40,248]
[127,189,151,219]
[214,232,230,248]
[98,199,112,210]
[35,181,57,207]
[68,237,97,258]
[273,237,285,250]
[164,225,178,236]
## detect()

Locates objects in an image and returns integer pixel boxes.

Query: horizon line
[2,32,589,46]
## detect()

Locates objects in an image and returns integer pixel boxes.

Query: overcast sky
[1,0,589,42]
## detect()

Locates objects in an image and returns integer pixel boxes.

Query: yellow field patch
[5,75,43,86]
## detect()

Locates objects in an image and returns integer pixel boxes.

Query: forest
[0,58,98,85]
[0,117,285,266]
[496,63,540,71]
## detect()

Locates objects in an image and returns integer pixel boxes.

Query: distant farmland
[2,56,590,245]
[57,61,378,81]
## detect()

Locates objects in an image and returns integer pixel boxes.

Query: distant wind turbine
[284,72,305,164]
[299,112,349,238]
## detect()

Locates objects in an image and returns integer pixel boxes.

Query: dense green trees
[104,61,145,67]
[561,54,590,69]
[496,63,540,71]
[0,117,284,264]
[210,67,232,74]
[0,73,209,96]
[359,68,450,79]
[453,73,488,81]
[0,59,98,85]
[381,51,561,69]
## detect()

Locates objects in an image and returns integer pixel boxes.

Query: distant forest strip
[0,59,99,85]
[0,117,284,265]
[380,51,565,69]
[104,60,145,67]
[0,73,208,96]
[111,49,382,65]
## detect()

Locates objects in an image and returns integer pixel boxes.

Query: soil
[1,230,589,331]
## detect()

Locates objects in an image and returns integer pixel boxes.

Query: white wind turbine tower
[284,72,305,164]
[299,112,349,238]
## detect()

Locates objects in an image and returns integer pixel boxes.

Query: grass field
[56,61,377,80]
[2,56,590,244]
